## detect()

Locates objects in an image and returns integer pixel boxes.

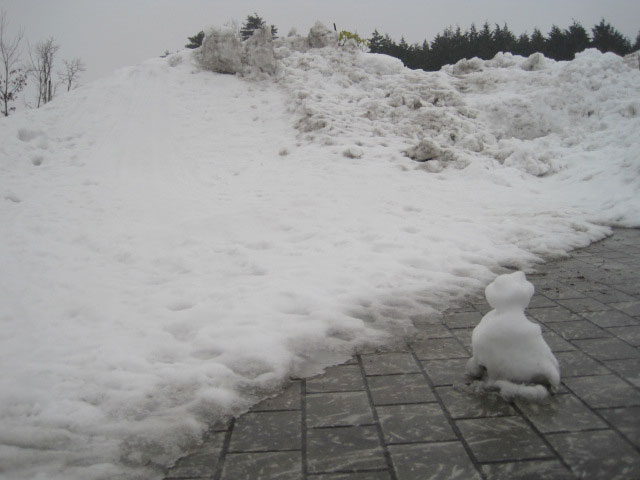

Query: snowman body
[467,271,560,393]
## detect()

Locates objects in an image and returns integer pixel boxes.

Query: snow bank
[466,272,560,400]
[0,24,639,480]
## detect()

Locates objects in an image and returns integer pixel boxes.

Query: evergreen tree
[634,30,640,51]
[368,29,385,53]
[477,22,495,59]
[186,31,205,49]
[240,13,278,41]
[514,32,531,56]
[545,24,571,60]
[493,23,516,53]
[591,19,631,55]
[565,21,590,58]
[529,28,546,54]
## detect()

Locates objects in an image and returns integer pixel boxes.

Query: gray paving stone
[612,300,640,317]
[411,337,469,360]
[251,381,301,411]
[555,350,610,377]
[614,281,640,297]
[563,374,640,408]
[443,311,482,328]
[480,460,575,480]
[604,358,640,387]
[367,373,435,405]
[597,406,640,448]
[307,366,365,393]
[537,283,585,300]
[361,353,420,376]
[580,309,639,328]
[517,393,607,433]
[571,337,640,360]
[306,391,373,427]
[545,320,610,340]
[436,386,515,419]
[606,325,640,346]
[583,287,637,304]
[306,426,386,473]
[229,411,301,452]
[311,472,391,480]
[456,416,551,462]
[557,297,610,313]
[541,330,576,352]
[528,306,582,323]
[389,442,481,480]
[221,451,301,480]
[451,328,473,349]
[547,430,640,480]
[528,294,560,308]
[165,432,225,479]
[411,323,451,339]
[421,358,469,386]
[377,403,456,444]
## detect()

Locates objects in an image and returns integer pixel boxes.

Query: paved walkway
[164,228,640,480]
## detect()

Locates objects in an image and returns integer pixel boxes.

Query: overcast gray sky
[2,0,639,83]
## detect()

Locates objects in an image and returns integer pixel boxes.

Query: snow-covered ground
[1,26,639,479]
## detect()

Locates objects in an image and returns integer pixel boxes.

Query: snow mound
[0,23,638,480]
[466,272,560,400]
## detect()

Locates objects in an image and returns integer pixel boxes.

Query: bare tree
[59,57,85,92]
[29,37,59,107]
[0,10,27,117]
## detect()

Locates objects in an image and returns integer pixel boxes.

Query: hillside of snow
[1,25,639,479]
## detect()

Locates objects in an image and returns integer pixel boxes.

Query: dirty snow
[0,24,639,479]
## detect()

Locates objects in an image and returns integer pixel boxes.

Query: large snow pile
[1,23,639,480]
[466,271,560,400]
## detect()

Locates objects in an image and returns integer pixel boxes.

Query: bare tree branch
[59,57,85,92]
[28,36,59,107]
[0,9,27,116]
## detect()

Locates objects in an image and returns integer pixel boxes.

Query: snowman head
[485,271,534,311]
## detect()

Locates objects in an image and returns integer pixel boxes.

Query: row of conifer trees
[368,19,638,71]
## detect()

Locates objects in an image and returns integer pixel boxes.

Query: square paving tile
[557,298,610,313]
[554,350,610,377]
[529,294,559,308]
[311,472,391,480]
[361,353,420,376]
[583,288,637,304]
[421,358,469,386]
[436,386,515,419]
[306,426,386,473]
[571,337,640,360]
[367,373,435,405]
[480,460,574,480]
[597,406,640,448]
[307,366,365,393]
[612,301,640,317]
[443,311,482,329]
[528,306,581,323]
[389,442,481,480]
[221,451,301,480]
[229,411,301,452]
[547,430,640,480]
[562,374,640,408]
[377,403,455,444]
[451,328,473,349]
[517,393,607,433]
[165,432,225,479]
[606,325,640,346]
[545,320,610,340]
[603,358,640,387]
[251,381,301,411]
[537,284,584,300]
[455,416,551,462]
[412,323,452,339]
[541,330,576,352]
[411,337,469,360]
[580,310,639,328]
[306,391,373,427]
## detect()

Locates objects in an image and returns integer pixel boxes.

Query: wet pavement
[164,228,640,479]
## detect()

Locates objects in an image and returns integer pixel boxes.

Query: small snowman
[466,271,560,400]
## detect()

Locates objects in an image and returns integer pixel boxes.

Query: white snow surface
[1,34,639,479]
[466,271,560,400]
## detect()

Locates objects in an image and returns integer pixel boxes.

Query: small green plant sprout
[338,30,370,51]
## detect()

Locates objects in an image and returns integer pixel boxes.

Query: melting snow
[0,24,639,479]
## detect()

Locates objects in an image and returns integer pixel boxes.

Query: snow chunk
[466,271,560,400]
[196,27,243,74]
[358,53,405,75]
[307,22,338,49]
[244,25,277,75]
